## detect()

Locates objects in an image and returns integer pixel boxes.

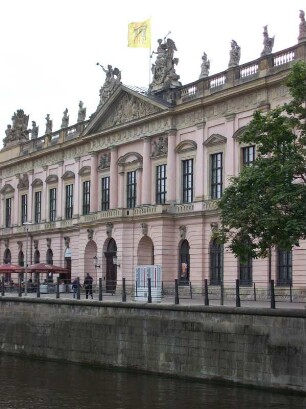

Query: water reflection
[0,355,305,409]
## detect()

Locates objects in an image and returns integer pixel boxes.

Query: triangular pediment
[82,85,170,136]
[203,133,227,147]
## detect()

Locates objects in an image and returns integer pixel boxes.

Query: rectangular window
[49,188,57,222]
[242,146,255,166]
[156,164,167,204]
[101,177,110,211]
[182,159,193,203]
[82,180,90,215]
[127,171,136,209]
[211,153,223,199]
[65,184,74,219]
[34,191,41,223]
[277,249,292,286]
[21,194,27,224]
[5,198,11,228]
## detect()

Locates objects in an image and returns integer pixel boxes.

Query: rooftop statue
[77,101,86,122]
[261,25,274,56]
[30,121,39,139]
[298,10,306,42]
[97,63,122,108]
[149,37,182,93]
[228,39,241,68]
[61,108,69,128]
[199,52,210,78]
[45,114,53,134]
[3,109,29,148]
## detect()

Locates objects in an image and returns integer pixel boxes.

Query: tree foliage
[216,61,306,260]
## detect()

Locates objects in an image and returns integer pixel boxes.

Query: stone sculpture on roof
[97,63,122,108]
[77,101,86,122]
[228,40,241,68]
[61,108,69,128]
[30,121,39,139]
[199,52,210,78]
[261,25,274,56]
[45,114,53,134]
[149,37,182,93]
[298,10,306,42]
[3,109,29,148]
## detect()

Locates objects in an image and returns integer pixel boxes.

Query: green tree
[216,61,306,260]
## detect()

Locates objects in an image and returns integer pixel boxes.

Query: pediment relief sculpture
[0,183,15,195]
[99,92,161,131]
[17,173,29,190]
[78,166,91,176]
[118,152,143,169]
[175,140,197,153]
[203,133,227,147]
[62,170,75,180]
[232,126,248,140]
[32,178,43,187]
[152,136,168,157]
[45,174,59,184]
[98,152,110,171]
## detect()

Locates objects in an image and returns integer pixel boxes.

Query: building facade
[1,25,306,293]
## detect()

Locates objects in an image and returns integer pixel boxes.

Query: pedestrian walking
[72,277,79,299]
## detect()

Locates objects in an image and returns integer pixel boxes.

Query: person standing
[83,273,93,299]
[71,277,79,299]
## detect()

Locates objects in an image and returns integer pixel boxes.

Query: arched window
[179,240,190,283]
[3,248,11,264]
[277,248,292,286]
[34,250,40,264]
[210,239,223,285]
[18,251,24,267]
[46,248,53,282]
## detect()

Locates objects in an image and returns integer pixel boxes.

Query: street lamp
[23,222,32,296]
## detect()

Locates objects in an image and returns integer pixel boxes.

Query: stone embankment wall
[0,298,305,393]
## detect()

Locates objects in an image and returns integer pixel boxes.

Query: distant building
[0,26,305,295]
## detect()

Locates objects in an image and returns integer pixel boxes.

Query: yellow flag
[128,19,151,48]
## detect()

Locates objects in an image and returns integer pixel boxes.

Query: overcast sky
[0,1,304,145]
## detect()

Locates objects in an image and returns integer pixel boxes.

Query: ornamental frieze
[100,92,161,131]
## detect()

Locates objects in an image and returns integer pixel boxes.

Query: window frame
[210,152,223,199]
[182,158,194,203]
[65,184,74,219]
[49,187,57,222]
[82,180,91,215]
[126,170,137,209]
[156,164,167,205]
[101,176,110,211]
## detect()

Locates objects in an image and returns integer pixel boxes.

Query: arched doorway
[137,236,154,265]
[104,238,117,293]
[64,247,72,282]
[46,248,53,282]
[84,241,97,283]
[3,248,11,282]
[179,239,190,284]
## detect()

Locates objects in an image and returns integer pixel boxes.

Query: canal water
[0,355,305,409]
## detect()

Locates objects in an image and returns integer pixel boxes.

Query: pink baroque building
[1,27,306,295]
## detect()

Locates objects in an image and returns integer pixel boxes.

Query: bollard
[253,282,256,301]
[236,279,241,307]
[77,277,81,300]
[147,277,152,303]
[174,278,179,305]
[270,279,276,309]
[220,281,224,306]
[122,277,127,302]
[289,283,292,303]
[1,276,4,296]
[18,276,22,297]
[37,278,40,298]
[99,278,103,301]
[204,279,209,306]
[56,277,60,299]
[189,281,193,299]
